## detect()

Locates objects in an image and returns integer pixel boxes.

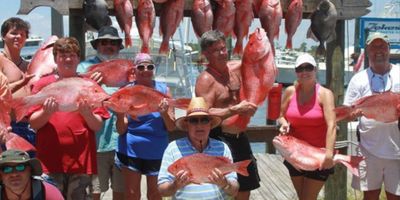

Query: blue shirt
[158,137,237,200]
[117,81,169,159]
[77,56,119,152]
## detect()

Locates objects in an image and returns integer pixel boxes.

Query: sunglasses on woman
[1,164,28,174]
[295,64,315,73]
[187,117,210,125]
[136,64,155,71]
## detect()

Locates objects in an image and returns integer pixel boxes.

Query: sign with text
[360,17,400,49]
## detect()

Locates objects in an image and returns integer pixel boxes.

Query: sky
[0,0,398,51]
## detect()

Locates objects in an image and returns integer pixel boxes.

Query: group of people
[0,16,398,200]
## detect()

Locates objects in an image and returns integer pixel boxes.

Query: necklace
[207,66,229,83]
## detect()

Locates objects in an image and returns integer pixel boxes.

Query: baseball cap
[366,32,389,45]
[295,53,317,68]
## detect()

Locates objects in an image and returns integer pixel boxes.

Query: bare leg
[146,175,162,200]
[299,177,324,200]
[122,167,142,200]
[235,191,250,200]
[363,189,381,200]
[290,176,304,198]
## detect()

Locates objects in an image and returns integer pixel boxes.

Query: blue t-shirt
[77,56,119,152]
[117,81,169,159]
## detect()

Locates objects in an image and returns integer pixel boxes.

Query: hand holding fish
[42,97,58,115]
[230,100,257,116]
[319,154,334,170]
[208,168,228,188]
[89,71,103,85]
[173,170,191,190]
[279,123,290,135]
[349,109,364,120]
[78,99,93,117]
[158,98,169,113]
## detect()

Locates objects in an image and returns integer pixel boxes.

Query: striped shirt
[158,137,237,200]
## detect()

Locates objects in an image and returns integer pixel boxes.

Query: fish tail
[286,38,292,49]
[141,44,150,54]
[11,98,29,122]
[5,132,36,152]
[334,106,353,122]
[159,40,169,54]
[167,98,191,110]
[316,44,326,56]
[335,154,364,177]
[233,43,243,56]
[223,115,250,132]
[234,159,251,176]
[125,36,133,48]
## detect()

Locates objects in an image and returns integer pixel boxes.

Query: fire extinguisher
[266,83,282,125]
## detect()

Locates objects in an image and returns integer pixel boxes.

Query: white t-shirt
[344,64,400,160]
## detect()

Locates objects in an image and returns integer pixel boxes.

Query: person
[0,17,36,155]
[77,26,125,200]
[115,53,175,200]
[0,149,64,200]
[195,30,260,200]
[277,53,337,200]
[27,37,110,200]
[344,32,400,200]
[158,97,239,199]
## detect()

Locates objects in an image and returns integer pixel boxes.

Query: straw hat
[175,97,222,131]
[0,150,42,176]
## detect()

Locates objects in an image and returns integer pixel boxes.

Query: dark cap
[0,150,42,176]
[90,26,123,50]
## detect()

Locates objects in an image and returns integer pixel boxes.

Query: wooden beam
[51,8,64,37]
[69,9,85,61]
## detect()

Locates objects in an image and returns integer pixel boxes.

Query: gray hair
[199,30,225,52]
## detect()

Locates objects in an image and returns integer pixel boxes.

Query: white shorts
[92,151,124,193]
[351,146,400,195]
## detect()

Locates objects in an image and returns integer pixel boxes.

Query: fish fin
[10,98,29,122]
[316,44,326,56]
[285,38,292,49]
[5,132,36,152]
[125,36,132,48]
[234,159,251,176]
[141,45,150,54]
[335,155,364,177]
[306,27,318,42]
[233,43,243,56]
[159,41,169,54]
[334,106,353,122]
[168,98,191,110]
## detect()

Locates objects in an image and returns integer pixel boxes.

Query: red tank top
[285,84,327,147]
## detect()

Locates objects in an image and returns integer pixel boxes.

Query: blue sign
[359,17,400,49]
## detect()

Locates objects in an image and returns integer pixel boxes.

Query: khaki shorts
[48,173,91,200]
[352,146,400,195]
[92,151,124,193]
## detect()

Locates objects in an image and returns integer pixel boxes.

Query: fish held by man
[168,153,251,184]
[273,135,364,176]
[11,77,109,122]
[103,85,190,120]
[334,91,400,123]
[81,59,135,87]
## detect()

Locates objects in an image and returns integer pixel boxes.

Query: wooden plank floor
[102,153,298,200]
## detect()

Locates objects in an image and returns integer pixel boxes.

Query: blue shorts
[283,160,334,181]
[115,152,161,176]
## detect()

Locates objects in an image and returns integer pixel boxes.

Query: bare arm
[77,100,104,133]
[159,88,176,132]
[277,86,295,134]
[8,73,34,93]
[115,113,128,134]
[29,97,58,130]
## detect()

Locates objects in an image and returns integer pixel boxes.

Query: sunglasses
[187,117,210,125]
[136,64,155,71]
[99,39,120,46]
[295,64,315,73]
[1,164,28,174]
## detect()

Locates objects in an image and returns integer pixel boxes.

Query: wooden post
[68,9,85,60]
[325,20,347,200]
[51,8,64,37]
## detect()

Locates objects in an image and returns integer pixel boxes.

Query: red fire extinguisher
[267,83,282,124]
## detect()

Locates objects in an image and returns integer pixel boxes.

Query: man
[344,32,400,200]
[195,30,260,200]
[0,17,35,154]
[77,26,125,200]
[158,97,239,199]
[28,37,110,200]
[0,149,64,199]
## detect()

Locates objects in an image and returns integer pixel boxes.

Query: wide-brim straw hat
[175,97,222,131]
[0,150,42,176]
[90,26,123,50]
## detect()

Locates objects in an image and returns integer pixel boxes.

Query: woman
[115,53,175,200]
[277,53,337,200]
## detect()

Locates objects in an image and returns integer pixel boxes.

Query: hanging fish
[83,0,112,31]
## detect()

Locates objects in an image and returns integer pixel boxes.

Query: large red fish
[11,77,109,122]
[335,91,400,123]
[284,0,303,49]
[233,0,254,56]
[273,135,364,176]
[136,0,155,53]
[81,59,135,87]
[213,0,235,37]
[258,0,282,55]
[114,0,133,48]
[159,0,185,54]
[224,28,277,132]
[168,153,251,184]
[191,0,213,38]
[27,35,58,85]
[104,85,190,119]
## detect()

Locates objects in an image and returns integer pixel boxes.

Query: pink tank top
[285,84,327,147]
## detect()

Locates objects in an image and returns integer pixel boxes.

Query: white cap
[295,53,317,68]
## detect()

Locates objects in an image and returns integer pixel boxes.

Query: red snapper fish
[114,0,133,48]
[284,0,303,49]
[233,0,254,56]
[81,59,135,87]
[258,0,282,55]
[224,28,277,132]
[335,91,400,123]
[104,85,190,119]
[213,0,235,37]
[273,135,364,176]
[191,0,213,37]
[159,0,185,54]
[136,0,155,53]
[27,35,58,84]
[168,153,251,184]
[11,77,109,122]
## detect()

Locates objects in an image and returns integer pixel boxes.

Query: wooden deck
[103,153,298,200]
